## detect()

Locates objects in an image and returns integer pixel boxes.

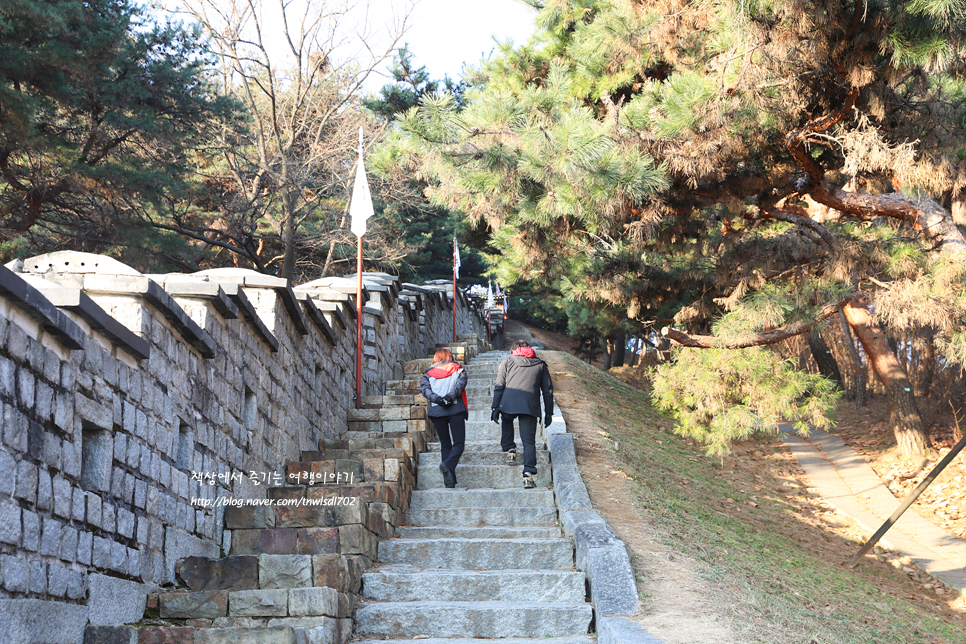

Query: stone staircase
[83,344,595,643]
[354,350,595,643]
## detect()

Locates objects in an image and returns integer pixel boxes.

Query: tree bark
[843,299,929,455]
[837,309,866,406]
[612,332,626,367]
[603,338,613,370]
[806,328,844,390]
[917,331,937,399]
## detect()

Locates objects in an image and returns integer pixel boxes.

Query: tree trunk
[837,309,866,406]
[806,328,843,390]
[917,331,937,399]
[603,338,613,370]
[843,300,929,455]
[280,188,297,280]
[612,332,626,367]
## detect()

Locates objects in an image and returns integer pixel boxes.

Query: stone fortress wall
[0,251,485,627]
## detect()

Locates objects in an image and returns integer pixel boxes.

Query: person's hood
[512,346,536,359]
[508,355,543,367]
[426,361,462,378]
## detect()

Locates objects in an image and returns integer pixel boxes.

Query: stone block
[136,626,195,644]
[310,554,350,593]
[159,590,229,619]
[224,506,275,530]
[586,545,639,616]
[68,569,87,600]
[37,467,52,509]
[346,408,378,422]
[1,555,28,593]
[230,529,297,556]
[597,615,665,644]
[88,573,153,626]
[29,561,47,593]
[228,588,288,617]
[384,459,400,482]
[276,503,365,529]
[296,527,339,555]
[48,564,70,597]
[258,555,312,589]
[362,458,382,482]
[59,526,79,562]
[336,524,373,557]
[288,586,338,618]
[554,480,593,512]
[0,499,21,545]
[194,627,297,644]
[266,487,305,502]
[177,556,259,592]
[0,598,89,644]
[84,625,137,644]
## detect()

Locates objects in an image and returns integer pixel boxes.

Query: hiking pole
[847,432,966,568]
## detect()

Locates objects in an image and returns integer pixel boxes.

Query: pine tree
[0,0,235,267]
[394,0,966,455]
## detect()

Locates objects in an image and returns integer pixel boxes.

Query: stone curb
[546,418,645,626]
[597,615,667,644]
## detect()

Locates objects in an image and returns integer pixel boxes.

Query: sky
[370,0,538,87]
[156,0,537,93]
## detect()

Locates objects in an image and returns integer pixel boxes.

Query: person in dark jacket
[491,340,553,489]
[420,348,469,488]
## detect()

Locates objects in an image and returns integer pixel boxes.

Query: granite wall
[0,251,485,637]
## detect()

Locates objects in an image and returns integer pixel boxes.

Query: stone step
[426,440,547,452]
[354,601,593,638]
[396,525,562,539]
[378,538,575,570]
[417,465,552,489]
[404,507,559,527]
[157,586,351,621]
[362,566,585,602]
[86,626,310,644]
[419,450,550,465]
[409,488,555,509]
[353,639,593,644]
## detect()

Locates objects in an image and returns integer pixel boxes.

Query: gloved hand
[491,408,501,424]
[441,396,453,406]
[431,394,444,405]
[544,415,552,427]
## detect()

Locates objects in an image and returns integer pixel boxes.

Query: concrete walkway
[782,427,966,598]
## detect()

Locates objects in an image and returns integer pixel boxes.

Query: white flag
[453,237,461,279]
[487,280,494,309]
[349,128,374,238]
[494,283,502,297]
[504,291,509,313]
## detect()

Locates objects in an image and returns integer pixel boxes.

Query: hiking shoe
[439,463,456,488]
[522,474,536,489]
[505,450,517,466]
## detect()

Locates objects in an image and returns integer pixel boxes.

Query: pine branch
[661,299,849,349]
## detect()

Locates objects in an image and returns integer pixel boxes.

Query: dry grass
[545,350,966,644]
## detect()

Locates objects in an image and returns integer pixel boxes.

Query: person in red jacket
[420,348,469,488]
[490,340,554,489]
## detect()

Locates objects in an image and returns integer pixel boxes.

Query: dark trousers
[432,414,466,474]
[500,413,538,475]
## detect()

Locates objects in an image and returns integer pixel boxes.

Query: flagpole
[350,127,372,410]
[452,242,457,343]
[355,235,363,409]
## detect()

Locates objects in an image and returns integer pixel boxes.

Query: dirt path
[543,351,750,643]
